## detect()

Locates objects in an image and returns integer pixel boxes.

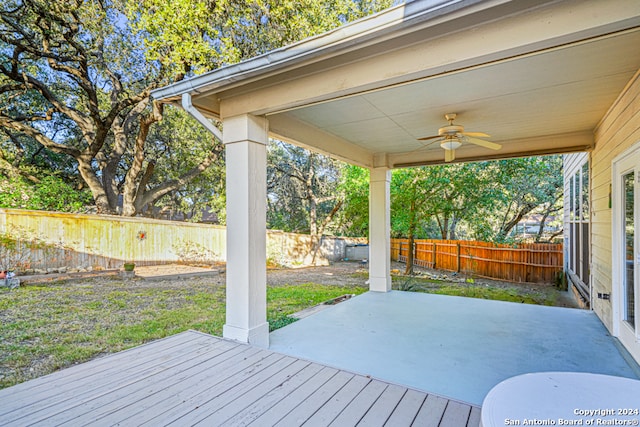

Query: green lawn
[0,268,561,390]
[0,277,366,389]
[390,274,561,306]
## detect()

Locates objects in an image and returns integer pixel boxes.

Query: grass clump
[267,283,367,331]
[426,285,557,305]
[391,274,559,306]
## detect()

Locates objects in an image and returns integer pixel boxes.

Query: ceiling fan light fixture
[440,139,462,150]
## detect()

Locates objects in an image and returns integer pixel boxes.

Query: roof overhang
[152,0,640,167]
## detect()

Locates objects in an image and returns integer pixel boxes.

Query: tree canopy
[0,0,392,216]
[336,155,563,243]
[267,140,343,238]
[1,0,562,243]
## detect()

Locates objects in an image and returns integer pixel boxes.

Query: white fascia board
[267,113,373,167]
[150,0,494,102]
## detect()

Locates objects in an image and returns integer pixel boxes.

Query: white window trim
[611,142,640,343]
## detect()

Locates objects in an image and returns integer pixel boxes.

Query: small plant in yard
[396,276,420,292]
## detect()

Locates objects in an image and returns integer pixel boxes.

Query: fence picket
[390,238,562,284]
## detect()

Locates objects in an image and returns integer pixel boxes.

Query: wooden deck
[0,331,480,426]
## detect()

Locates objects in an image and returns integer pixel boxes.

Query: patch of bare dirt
[267,261,369,287]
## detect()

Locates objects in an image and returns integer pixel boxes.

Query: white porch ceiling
[275,29,640,166]
[152,0,640,168]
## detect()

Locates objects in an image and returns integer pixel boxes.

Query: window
[581,162,589,220]
[567,158,590,302]
[569,175,574,221]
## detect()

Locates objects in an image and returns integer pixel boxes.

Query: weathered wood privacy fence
[391,239,563,284]
[0,209,362,272]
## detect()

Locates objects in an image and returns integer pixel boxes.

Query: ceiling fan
[417,113,501,162]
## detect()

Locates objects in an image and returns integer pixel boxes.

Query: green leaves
[335,165,369,237]
[126,0,393,76]
[267,140,343,235]
[2,0,392,217]
[0,171,91,212]
[337,156,563,242]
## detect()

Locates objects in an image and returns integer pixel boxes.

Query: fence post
[432,242,437,269]
[456,242,461,273]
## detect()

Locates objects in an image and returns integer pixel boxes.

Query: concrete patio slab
[269,291,640,406]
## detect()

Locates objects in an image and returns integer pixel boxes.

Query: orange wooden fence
[391,239,563,284]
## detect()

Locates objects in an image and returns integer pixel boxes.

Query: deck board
[328,380,388,426]
[34,339,241,425]
[412,392,449,426]
[220,362,325,426]
[303,374,371,426]
[357,383,406,427]
[385,389,427,425]
[157,353,294,425]
[64,342,254,426]
[273,370,354,426]
[0,332,221,425]
[248,366,340,426]
[1,331,206,407]
[440,401,473,427]
[195,358,312,425]
[0,331,480,426]
[136,347,274,426]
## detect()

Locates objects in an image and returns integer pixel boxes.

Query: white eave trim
[150,0,492,101]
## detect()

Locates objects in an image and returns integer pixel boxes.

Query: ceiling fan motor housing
[438,124,464,136]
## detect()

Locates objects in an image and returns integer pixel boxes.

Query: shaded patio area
[270,291,640,406]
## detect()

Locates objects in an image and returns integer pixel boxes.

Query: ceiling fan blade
[445,149,455,162]
[417,135,441,141]
[462,132,491,138]
[465,136,501,150]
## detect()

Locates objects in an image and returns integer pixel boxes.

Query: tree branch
[0,146,40,183]
[0,115,81,157]
[138,140,223,209]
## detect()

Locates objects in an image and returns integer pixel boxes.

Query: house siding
[591,69,640,333]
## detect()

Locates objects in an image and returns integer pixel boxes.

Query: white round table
[481,372,640,427]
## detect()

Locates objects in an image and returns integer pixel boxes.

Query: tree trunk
[122,102,163,216]
[77,155,115,214]
[405,199,416,275]
[440,215,450,240]
[535,198,562,243]
[497,202,537,241]
[535,208,550,243]
[449,216,459,240]
[310,199,343,264]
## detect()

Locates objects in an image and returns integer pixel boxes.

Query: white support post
[369,167,391,292]
[222,113,269,348]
